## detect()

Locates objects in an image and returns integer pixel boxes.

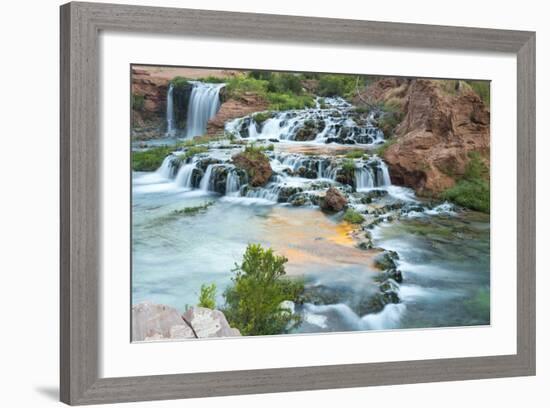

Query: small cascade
[378,161,392,186]
[199,164,215,191]
[355,167,375,190]
[185,82,225,138]
[174,163,196,188]
[165,84,176,137]
[225,97,385,145]
[157,155,175,179]
[225,169,241,196]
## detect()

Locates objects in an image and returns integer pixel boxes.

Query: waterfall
[174,163,196,188]
[225,170,241,196]
[379,161,392,186]
[165,84,176,137]
[157,155,175,179]
[355,167,375,190]
[185,82,225,138]
[199,165,215,191]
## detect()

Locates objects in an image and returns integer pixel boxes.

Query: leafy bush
[171,76,191,89]
[341,159,356,173]
[343,208,364,224]
[132,93,145,111]
[198,283,217,309]
[266,93,315,111]
[317,74,363,97]
[183,145,208,159]
[198,76,225,83]
[267,73,303,94]
[132,146,173,171]
[465,80,490,106]
[442,152,490,213]
[345,150,367,159]
[222,244,304,336]
[248,71,273,81]
[226,75,269,98]
[253,111,273,125]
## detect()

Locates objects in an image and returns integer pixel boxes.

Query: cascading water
[165,84,176,137]
[225,97,385,145]
[174,163,196,188]
[225,169,241,196]
[185,82,225,138]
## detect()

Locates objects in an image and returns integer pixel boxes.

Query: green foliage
[248,71,273,81]
[317,74,363,97]
[171,76,190,89]
[198,76,225,83]
[266,73,303,94]
[253,111,273,125]
[198,283,217,309]
[132,146,173,171]
[172,201,214,216]
[464,289,490,323]
[132,93,145,111]
[183,145,208,159]
[442,152,490,213]
[374,137,397,157]
[222,244,304,336]
[341,159,356,173]
[226,75,269,98]
[376,101,405,136]
[344,150,367,159]
[343,208,364,224]
[266,93,315,111]
[465,80,490,106]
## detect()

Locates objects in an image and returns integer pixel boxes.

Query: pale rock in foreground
[182,306,241,338]
[132,302,241,341]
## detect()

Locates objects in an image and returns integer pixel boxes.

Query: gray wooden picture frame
[60,1,536,405]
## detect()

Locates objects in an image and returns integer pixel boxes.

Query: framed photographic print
[60,2,536,405]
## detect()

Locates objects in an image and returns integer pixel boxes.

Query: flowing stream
[134,95,490,333]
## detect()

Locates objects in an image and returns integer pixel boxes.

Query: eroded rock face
[132,302,241,341]
[319,187,348,213]
[355,79,490,195]
[207,93,269,136]
[182,307,241,338]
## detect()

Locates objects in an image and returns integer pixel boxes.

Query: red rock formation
[357,79,490,195]
[207,93,269,136]
[232,149,273,187]
[320,187,348,212]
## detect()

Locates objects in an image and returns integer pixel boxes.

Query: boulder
[232,151,273,187]
[182,307,241,338]
[132,302,189,341]
[319,187,348,213]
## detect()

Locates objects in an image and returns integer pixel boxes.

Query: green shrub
[317,74,363,97]
[345,150,366,159]
[132,146,173,171]
[198,283,217,309]
[132,93,145,111]
[267,73,303,94]
[374,138,397,157]
[171,76,190,89]
[248,71,273,81]
[198,76,225,83]
[267,93,315,111]
[253,111,273,125]
[341,159,356,173]
[226,75,269,98]
[183,145,208,159]
[465,80,490,106]
[343,208,364,224]
[222,244,304,336]
[441,152,490,213]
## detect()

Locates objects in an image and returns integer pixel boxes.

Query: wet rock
[374,250,399,271]
[320,187,348,213]
[277,185,304,203]
[232,151,273,187]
